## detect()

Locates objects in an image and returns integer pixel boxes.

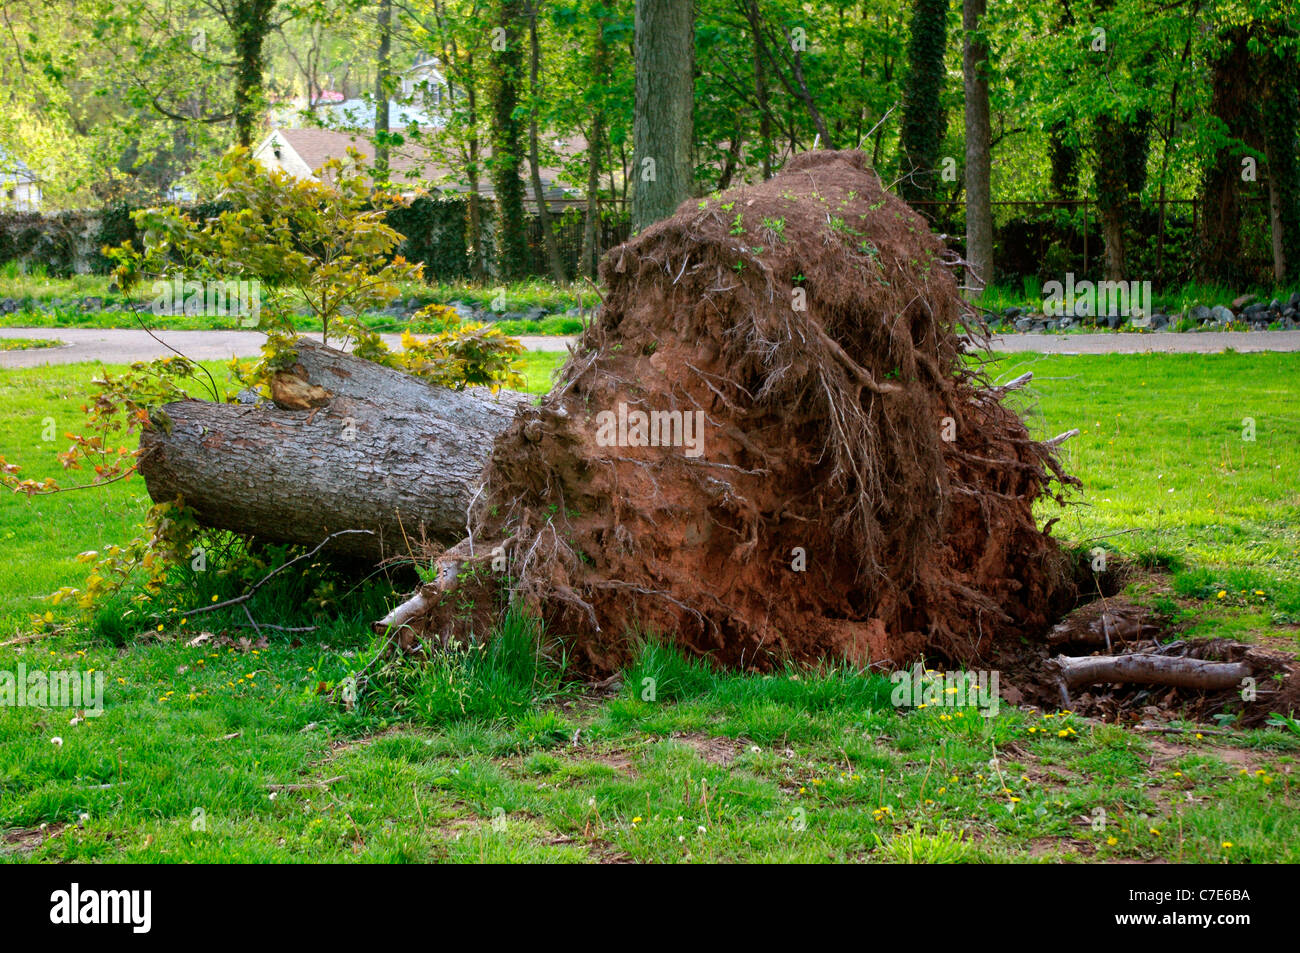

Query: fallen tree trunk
[1052,653,1252,694]
[138,338,530,562]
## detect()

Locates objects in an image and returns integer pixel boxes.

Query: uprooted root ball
[391,150,1080,673]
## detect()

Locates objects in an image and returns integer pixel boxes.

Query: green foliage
[93,201,139,273]
[108,147,422,350]
[390,322,525,391]
[387,196,471,280]
[0,212,85,277]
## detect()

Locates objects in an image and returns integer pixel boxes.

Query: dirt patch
[0,822,66,855]
[580,748,639,777]
[1000,743,1081,787]
[398,149,1078,674]
[1028,836,1097,859]
[1141,735,1281,774]
[672,732,751,766]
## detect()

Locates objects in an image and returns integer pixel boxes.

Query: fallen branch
[0,630,61,648]
[1052,653,1252,701]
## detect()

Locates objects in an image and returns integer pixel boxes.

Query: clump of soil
[398,150,1080,673]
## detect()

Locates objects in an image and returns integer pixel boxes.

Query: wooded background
[1,0,1296,287]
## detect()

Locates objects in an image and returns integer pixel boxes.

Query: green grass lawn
[1,350,1297,863]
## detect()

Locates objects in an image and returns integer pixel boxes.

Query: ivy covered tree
[898,0,950,207]
[489,0,530,278]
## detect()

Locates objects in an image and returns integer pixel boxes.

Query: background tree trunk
[1093,111,1150,280]
[1262,29,1300,283]
[490,0,530,278]
[467,61,486,281]
[580,5,611,277]
[527,1,568,283]
[962,0,993,294]
[373,0,392,184]
[232,0,276,148]
[1197,26,1254,283]
[581,111,605,278]
[138,340,528,562]
[744,0,772,179]
[631,0,695,232]
[899,0,950,207]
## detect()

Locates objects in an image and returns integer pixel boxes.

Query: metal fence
[520,199,631,280]
[910,196,1275,287]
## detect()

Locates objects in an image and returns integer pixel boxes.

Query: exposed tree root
[385,150,1081,673]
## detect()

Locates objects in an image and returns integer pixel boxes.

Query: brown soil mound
[401,150,1080,673]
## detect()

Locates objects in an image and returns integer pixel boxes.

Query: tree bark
[744,0,772,179]
[899,0,950,206]
[232,0,276,148]
[962,0,993,294]
[527,1,568,283]
[373,0,392,183]
[1052,654,1251,692]
[1197,26,1254,283]
[631,0,695,232]
[1262,33,1300,283]
[491,0,530,278]
[467,55,485,281]
[137,340,529,562]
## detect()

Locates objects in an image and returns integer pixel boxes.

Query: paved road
[3,326,1300,368]
[0,327,575,369]
[983,331,1300,354]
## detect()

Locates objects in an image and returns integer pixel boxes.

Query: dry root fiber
[387,150,1080,673]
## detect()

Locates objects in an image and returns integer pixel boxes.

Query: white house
[401,58,453,110]
[270,94,437,131]
[252,126,584,207]
[0,148,41,211]
[268,56,459,133]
